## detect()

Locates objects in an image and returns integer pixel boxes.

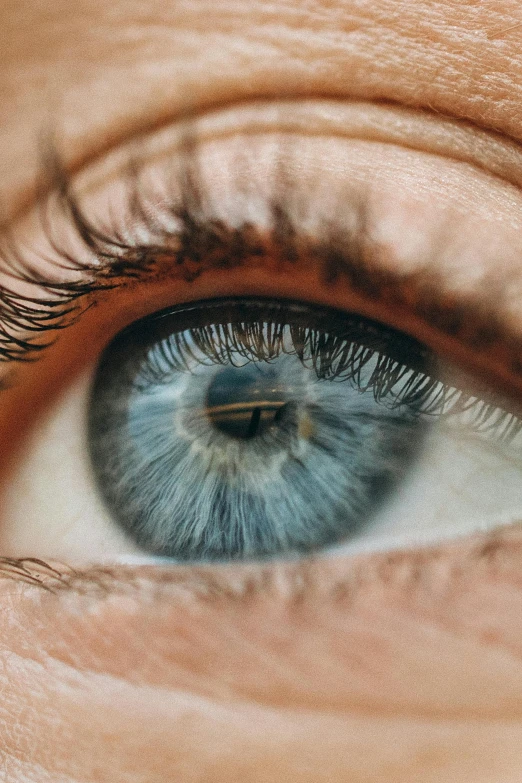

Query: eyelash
[113,298,522,442]
[0,135,516,373]
[0,141,314,362]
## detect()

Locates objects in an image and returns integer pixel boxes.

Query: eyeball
[88,297,435,561]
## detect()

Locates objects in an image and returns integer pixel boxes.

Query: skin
[2,0,522,780]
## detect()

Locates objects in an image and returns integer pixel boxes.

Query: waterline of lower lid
[327,511,522,557]
[88,513,521,566]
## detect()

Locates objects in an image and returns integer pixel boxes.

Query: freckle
[329,580,353,604]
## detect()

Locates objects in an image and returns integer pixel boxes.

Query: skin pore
[2,0,522,780]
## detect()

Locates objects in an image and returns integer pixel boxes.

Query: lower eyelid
[8,524,522,721]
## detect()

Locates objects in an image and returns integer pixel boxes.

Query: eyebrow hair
[0,132,521,403]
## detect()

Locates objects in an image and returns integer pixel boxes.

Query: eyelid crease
[8,98,522,224]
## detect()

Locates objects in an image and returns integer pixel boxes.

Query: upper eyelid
[5,97,522,268]
[1,111,522,397]
[7,98,522,226]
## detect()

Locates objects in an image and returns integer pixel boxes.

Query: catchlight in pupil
[206,365,289,440]
[88,298,431,562]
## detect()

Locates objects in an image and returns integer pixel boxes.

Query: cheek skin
[2,526,522,782]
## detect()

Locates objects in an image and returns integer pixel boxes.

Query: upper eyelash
[0,153,148,362]
[0,133,518,380]
[0,141,298,362]
[121,298,522,442]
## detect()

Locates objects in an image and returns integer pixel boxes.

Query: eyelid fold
[2,106,522,405]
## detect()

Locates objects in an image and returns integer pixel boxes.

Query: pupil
[206,364,288,439]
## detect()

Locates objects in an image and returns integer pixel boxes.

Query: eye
[1,119,522,563]
[88,298,433,561]
[86,295,522,562]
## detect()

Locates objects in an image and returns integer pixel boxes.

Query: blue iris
[88,299,429,561]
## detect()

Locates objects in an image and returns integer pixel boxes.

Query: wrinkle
[3,0,522,221]
[2,528,522,779]
[0,525,520,721]
[4,664,522,783]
